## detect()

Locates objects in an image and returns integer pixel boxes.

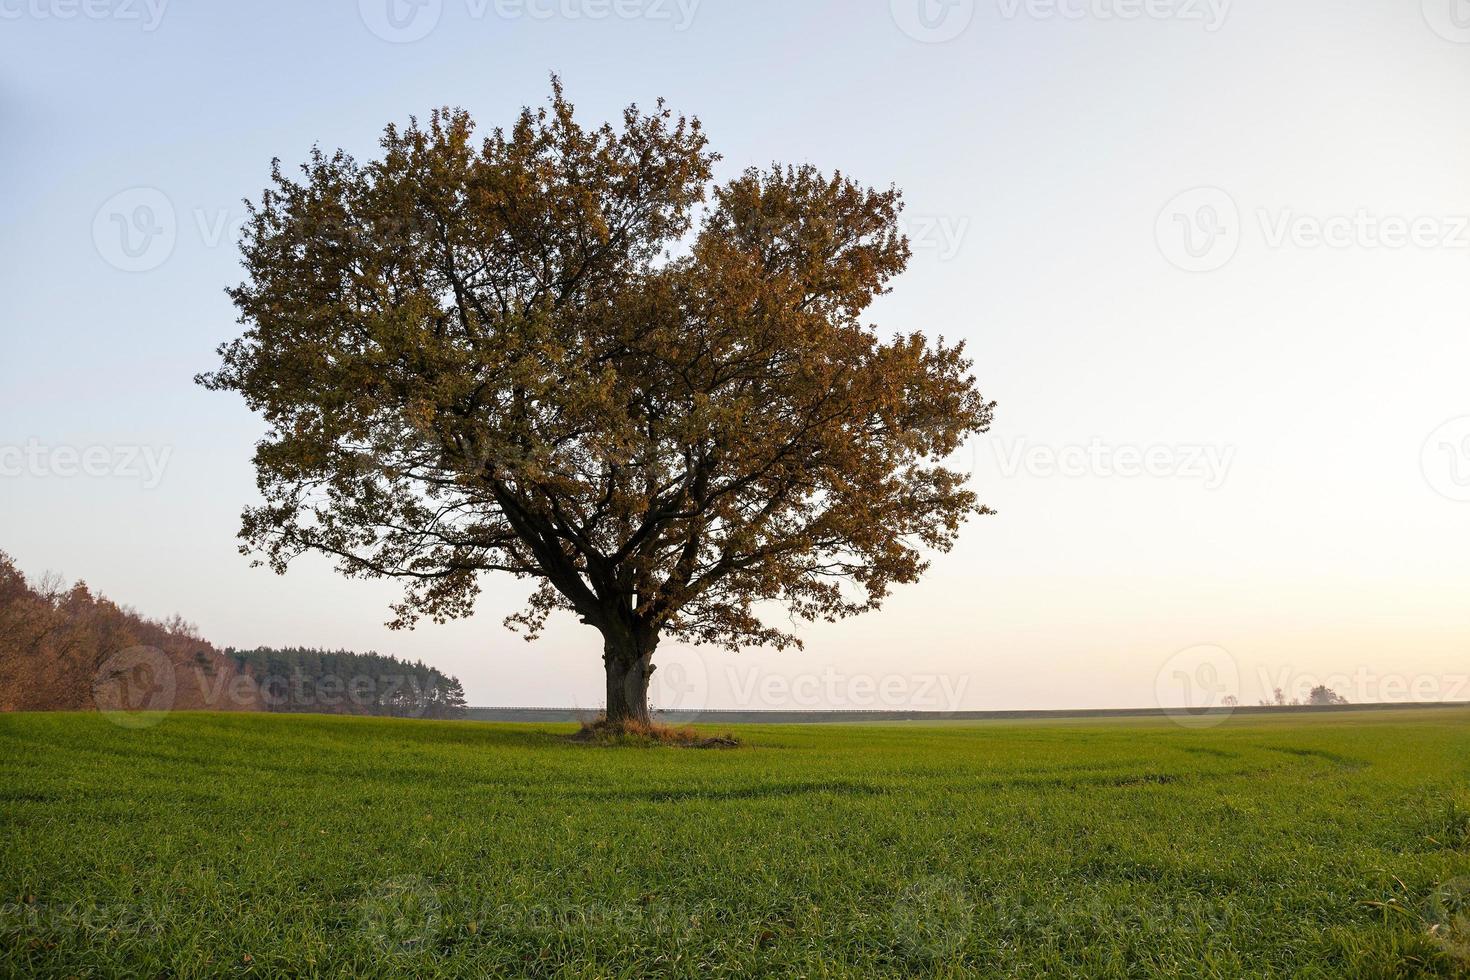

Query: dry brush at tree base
[198,79,994,729]
[567,713,740,748]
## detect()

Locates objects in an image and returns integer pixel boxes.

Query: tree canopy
[200,80,994,724]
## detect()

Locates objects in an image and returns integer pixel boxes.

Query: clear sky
[2,0,1468,713]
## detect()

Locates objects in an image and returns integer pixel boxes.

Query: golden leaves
[203,80,992,651]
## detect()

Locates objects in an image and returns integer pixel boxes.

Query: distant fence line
[464,701,1470,725]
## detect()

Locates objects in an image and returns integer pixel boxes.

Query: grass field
[4,709,1470,977]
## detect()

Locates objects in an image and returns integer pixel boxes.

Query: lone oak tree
[200,82,994,728]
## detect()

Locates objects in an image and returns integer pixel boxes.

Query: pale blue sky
[3,0,1469,712]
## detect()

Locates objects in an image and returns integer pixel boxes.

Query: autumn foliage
[0,550,260,714]
[0,551,468,718]
[200,79,995,726]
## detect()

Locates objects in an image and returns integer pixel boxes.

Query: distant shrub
[1259,684,1349,707]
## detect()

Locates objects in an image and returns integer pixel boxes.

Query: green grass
[4,709,1470,977]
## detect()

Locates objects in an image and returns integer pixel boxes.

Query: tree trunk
[602,628,658,728]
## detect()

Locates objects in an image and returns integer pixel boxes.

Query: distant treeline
[0,549,469,719]
[224,647,468,719]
